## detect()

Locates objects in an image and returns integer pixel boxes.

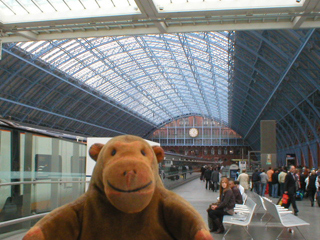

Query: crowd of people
[200,165,222,192]
[202,164,320,234]
[251,166,320,211]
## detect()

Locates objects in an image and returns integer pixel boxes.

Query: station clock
[189,128,199,138]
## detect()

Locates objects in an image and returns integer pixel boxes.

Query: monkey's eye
[111,149,117,156]
[141,150,146,156]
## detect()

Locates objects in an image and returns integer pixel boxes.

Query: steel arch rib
[243,29,316,140]
[2,48,157,127]
[0,97,126,135]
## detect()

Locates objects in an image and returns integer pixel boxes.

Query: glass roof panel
[153,0,304,13]
[15,32,230,125]
[0,0,140,24]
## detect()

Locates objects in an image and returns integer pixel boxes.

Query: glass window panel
[0,130,12,212]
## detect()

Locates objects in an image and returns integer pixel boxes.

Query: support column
[51,139,60,209]
[11,130,21,200]
[22,132,33,228]
[72,144,80,199]
[260,120,277,170]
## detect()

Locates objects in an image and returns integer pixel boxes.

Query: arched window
[203,148,208,155]
[211,148,215,155]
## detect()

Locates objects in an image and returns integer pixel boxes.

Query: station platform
[174,178,320,240]
[3,178,320,240]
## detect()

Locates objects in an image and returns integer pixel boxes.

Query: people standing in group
[259,169,269,196]
[267,167,274,197]
[252,169,261,195]
[204,166,213,189]
[283,165,299,216]
[208,177,235,234]
[229,180,243,204]
[237,169,249,192]
[278,167,287,196]
[211,167,220,192]
[271,169,279,198]
[305,170,318,207]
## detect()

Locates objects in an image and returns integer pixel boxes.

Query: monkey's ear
[152,146,165,163]
[89,143,104,161]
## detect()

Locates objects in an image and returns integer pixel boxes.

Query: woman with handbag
[207,177,235,234]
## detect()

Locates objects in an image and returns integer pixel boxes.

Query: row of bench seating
[216,192,310,240]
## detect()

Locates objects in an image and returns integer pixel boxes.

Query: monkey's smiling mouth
[107,181,153,193]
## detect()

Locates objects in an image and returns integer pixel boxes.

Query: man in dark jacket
[284,165,299,215]
[272,169,279,198]
[200,165,206,181]
[229,180,243,204]
[252,169,261,195]
[211,168,220,192]
[204,167,213,189]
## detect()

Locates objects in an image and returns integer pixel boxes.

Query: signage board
[239,161,246,170]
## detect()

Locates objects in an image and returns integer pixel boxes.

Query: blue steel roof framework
[0,32,230,137]
[230,29,320,161]
[0,49,155,137]
[0,28,319,162]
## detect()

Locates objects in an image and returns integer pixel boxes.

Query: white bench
[259,196,292,221]
[263,198,309,240]
[222,197,256,240]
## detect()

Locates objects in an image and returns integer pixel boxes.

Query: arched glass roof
[1,28,319,160]
[14,32,230,125]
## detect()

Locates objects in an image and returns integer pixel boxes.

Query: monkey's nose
[123,170,137,188]
[123,170,137,176]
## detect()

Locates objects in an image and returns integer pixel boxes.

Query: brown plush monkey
[24,135,213,240]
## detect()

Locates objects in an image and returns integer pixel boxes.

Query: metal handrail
[164,170,195,178]
[0,213,49,228]
[0,180,90,187]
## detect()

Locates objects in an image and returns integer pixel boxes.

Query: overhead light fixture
[159,6,164,10]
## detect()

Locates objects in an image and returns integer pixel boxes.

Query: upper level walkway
[2,177,320,240]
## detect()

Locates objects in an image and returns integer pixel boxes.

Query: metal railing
[0,180,90,187]
[0,213,49,228]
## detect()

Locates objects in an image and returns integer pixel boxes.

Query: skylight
[15,32,231,125]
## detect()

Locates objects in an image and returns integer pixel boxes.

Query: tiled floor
[173,178,320,240]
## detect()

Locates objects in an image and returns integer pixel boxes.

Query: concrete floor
[173,178,320,240]
[2,178,320,240]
